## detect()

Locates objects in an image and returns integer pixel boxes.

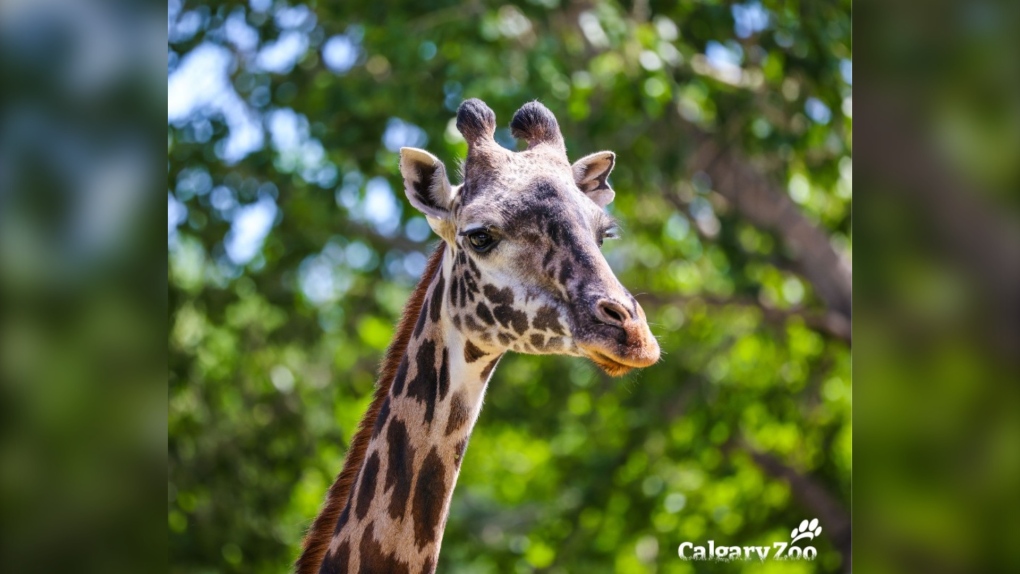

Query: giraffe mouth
[581,348,640,377]
[576,316,661,377]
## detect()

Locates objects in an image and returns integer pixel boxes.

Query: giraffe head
[398,99,659,376]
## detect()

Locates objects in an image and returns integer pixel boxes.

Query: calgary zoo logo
[678,518,823,562]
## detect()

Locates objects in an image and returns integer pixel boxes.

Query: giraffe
[297,99,660,574]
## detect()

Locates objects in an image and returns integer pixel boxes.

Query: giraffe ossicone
[298,99,660,574]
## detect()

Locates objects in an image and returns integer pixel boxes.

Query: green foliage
[168,0,851,572]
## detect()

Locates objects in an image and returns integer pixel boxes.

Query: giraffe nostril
[595,299,630,328]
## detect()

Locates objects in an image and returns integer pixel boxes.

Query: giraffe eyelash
[600,217,621,239]
[597,222,620,247]
[458,224,498,237]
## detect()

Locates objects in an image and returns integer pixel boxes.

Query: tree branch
[642,293,851,344]
[686,140,853,323]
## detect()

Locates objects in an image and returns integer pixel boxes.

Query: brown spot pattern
[493,305,529,335]
[476,302,495,325]
[448,274,460,307]
[412,448,448,549]
[483,284,513,306]
[391,356,409,396]
[445,392,469,436]
[319,540,350,574]
[438,347,450,401]
[464,340,486,363]
[372,397,390,438]
[532,306,565,335]
[332,505,350,536]
[358,522,411,574]
[406,340,441,424]
[355,452,380,520]
[412,303,428,339]
[429,275,445,322]
[385,419,414,520]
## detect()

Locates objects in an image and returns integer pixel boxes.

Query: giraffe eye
[466,230,497,253]
[598,227,619,247]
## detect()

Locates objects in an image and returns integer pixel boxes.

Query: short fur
[455,98,496,143]
[510,100,564,150]
[295,245,446,574]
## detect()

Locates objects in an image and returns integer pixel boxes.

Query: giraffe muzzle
[577,297,660,376]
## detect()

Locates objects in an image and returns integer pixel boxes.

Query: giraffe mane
[295,243,446,574]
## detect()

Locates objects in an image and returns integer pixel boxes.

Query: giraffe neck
[321,246,501,574]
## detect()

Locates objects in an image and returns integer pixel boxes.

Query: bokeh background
[852,1,1020,572]
[167,1,851,573]
[0,0,164,572]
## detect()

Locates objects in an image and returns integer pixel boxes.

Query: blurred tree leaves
[168,0,851,572]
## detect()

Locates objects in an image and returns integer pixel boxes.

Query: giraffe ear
[400,147,455,219]
[572,151,616,208]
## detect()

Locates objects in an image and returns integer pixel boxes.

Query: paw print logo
[790,518,822,544]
